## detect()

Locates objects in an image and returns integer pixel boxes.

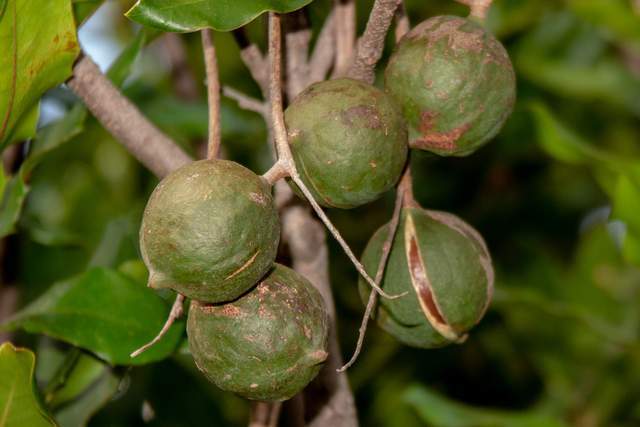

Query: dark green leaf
[0,0,79,148]
[126,0,314,32]
[0,342,57,427]
[1,267,184,365]
[404,385,568,427]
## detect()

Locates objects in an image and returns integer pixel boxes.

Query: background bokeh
[2,0,640,426]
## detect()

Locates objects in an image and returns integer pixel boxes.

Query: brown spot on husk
[340,105,382,129]
[413,122,471,152]
[248,191,267,206]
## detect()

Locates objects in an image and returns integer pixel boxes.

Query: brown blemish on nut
[248,191,267,206]
[413,122,471,152]
[340,105,382,129]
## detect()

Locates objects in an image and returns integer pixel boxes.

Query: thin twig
[202,29,222,159]
[332,0,356,78]
[269,12,405,300]
[348,0,401,84]
[223,86,268,118]
[262,160,289,185]
[67,56,191,178]
[239,44,269,95]
[308,9,336,84]
[338,179,405,372]
[130,294,185,358]
[455,0,493,20]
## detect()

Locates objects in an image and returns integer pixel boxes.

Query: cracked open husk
[359,207,494,348]
[187,264,329,401]
[140,159,280,303]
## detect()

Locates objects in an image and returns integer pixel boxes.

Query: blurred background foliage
[1,0,640,426]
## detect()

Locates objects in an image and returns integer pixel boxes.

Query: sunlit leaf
[0,0,79,148]
[0,267,184,365]
[126,0,314,32]
[0,342,57,427]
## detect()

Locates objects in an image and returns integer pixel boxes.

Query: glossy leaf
[0,0,79,148]
[0,342,57,427]
[0,267,184,365]
[404,385,568,427]
[126,0,314,32]
[0,169,28,237]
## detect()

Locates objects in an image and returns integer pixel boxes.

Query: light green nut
[139,159,280,303]
[385,15,516,156]
[187,264,329,401]
[285,78,408,209]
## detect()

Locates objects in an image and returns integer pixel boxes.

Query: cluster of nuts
[139,15,514,401]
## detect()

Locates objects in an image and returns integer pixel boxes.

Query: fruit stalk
[201,29,222,159]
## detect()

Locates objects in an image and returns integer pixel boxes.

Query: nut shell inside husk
[359,207,494,348]
[187,264,329,401]
[140,159,280,303]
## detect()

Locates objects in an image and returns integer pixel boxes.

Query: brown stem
[239,44,270,95]
[202,29,222,160]
[249,401,282,427]
[223,86,268,119]
[338,180,405,372]
[332,0,356,78]
[394,2,410,41]
[67,56,191,178]
[262,160,289,185]
[130,294,185,358]
[455,0,493,20]
[347,0,401,84]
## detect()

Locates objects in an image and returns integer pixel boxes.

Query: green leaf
[0,171,28,238]
[0,0,79,148]
[126,0,314,32]
[0,342,57,427]
[4,102,40,145]
[106,29,152,87]
[404,385,568,427]
[72,0,104,24]
[0,267,184,366]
